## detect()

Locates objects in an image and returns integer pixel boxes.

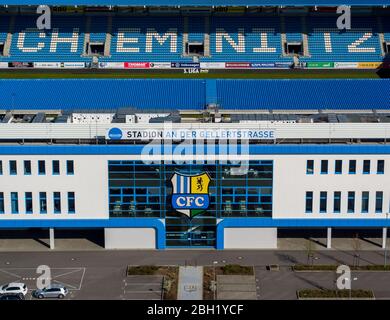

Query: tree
[305,238,316,266]
[351,233,362,267]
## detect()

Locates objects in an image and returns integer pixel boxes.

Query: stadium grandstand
[0,3,388,69]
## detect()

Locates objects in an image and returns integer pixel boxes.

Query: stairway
[82,16,91,56]
[377,16,386,56]
[204,15,210,57]
[3,15,15,57]
[280,16,287,56]
[301,16,310,57]
[182,16,189,56]
[104,15,112,57]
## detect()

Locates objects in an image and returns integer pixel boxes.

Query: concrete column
[383,228,387,249]
[49,228,55,250]
[326,227,332,249]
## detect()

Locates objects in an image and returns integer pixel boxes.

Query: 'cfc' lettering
[175,196,204,207]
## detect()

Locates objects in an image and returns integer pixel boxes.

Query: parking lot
[121,275,164,300]
[216,275,257,300]
[0,267,85,300]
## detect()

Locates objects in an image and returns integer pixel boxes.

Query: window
[52,160,60,175]
[11,192,18,214]
[53,192,61,214]
[306,160,314,175]
[335,160,342,174]
[0,160,2,175]
[25,192,33,214]
[320,191,327,213]
[305,191,313,213]
[362,191,369,213]
[333,191,341,213]
[39,192,47,214]
[348,191,355,213]
[24,160,31,175]
[321,160,328,174]
[66,160,74,175]
[0,192,4,214]
[349,160,356,174]
[67,192,75,214]
[9,160,17,175]
[376,191,383,213]
[363,160,370,174]
[377,160,385,174]
[38,160,46,175]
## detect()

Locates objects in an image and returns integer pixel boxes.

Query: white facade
[104,228,156,249]
[0,153,388,221]
[224,228,277,249]
[0,155,108,220]
[273,155,390,219]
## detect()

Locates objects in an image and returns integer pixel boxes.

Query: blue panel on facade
[2,144,390,155]
[0,218,166,249]
[216,218,390,249]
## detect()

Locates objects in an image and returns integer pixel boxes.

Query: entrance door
[165,216,216,248]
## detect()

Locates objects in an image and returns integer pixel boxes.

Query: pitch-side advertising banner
[124,62,151,69]
[225,62,250,68]
[62,62,86,69]
[149,62,172,69]
[334,62,359,69]
[357,62,382,69]
[99,62,124,69]
[34,62,62,68]
[199,62,225,69]
[171,62,200,68]
[306,62,334,68]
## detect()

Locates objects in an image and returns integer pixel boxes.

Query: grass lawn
[203,264,255,300]
[127,265,179,300]
[297,289,374,299]
[0,69,383,79]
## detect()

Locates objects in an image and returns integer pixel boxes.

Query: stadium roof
[1,0,390,5]
[0,79,389,110]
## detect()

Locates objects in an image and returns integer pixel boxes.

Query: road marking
[0,268,22,279]
[0,267,86,291]
[53,268,84,279]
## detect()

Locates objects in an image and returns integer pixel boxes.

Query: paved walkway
[177,266,203,300]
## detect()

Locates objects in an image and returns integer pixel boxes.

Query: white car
[0,283,28,297]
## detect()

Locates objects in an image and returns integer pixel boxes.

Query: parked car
[33,284,68,299]
[0,283,28,298]
[0,293,25,300]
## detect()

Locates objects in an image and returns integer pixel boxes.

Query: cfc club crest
[171,172,211,218]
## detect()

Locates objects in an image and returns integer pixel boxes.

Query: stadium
[0,1,389,250]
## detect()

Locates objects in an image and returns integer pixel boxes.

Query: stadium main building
[0,2,389,250]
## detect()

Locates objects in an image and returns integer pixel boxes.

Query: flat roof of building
[0,79,388,111]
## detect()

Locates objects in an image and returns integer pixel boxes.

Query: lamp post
[213,261,218,300]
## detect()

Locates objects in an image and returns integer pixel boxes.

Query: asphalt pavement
[0,250,389,300]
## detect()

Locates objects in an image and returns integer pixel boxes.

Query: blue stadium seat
[7,15,86,62]
[305,14,383,62]
[209,16,289,63]
[0,13,387,63]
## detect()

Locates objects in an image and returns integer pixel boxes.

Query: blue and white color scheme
[171,172,211,217]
